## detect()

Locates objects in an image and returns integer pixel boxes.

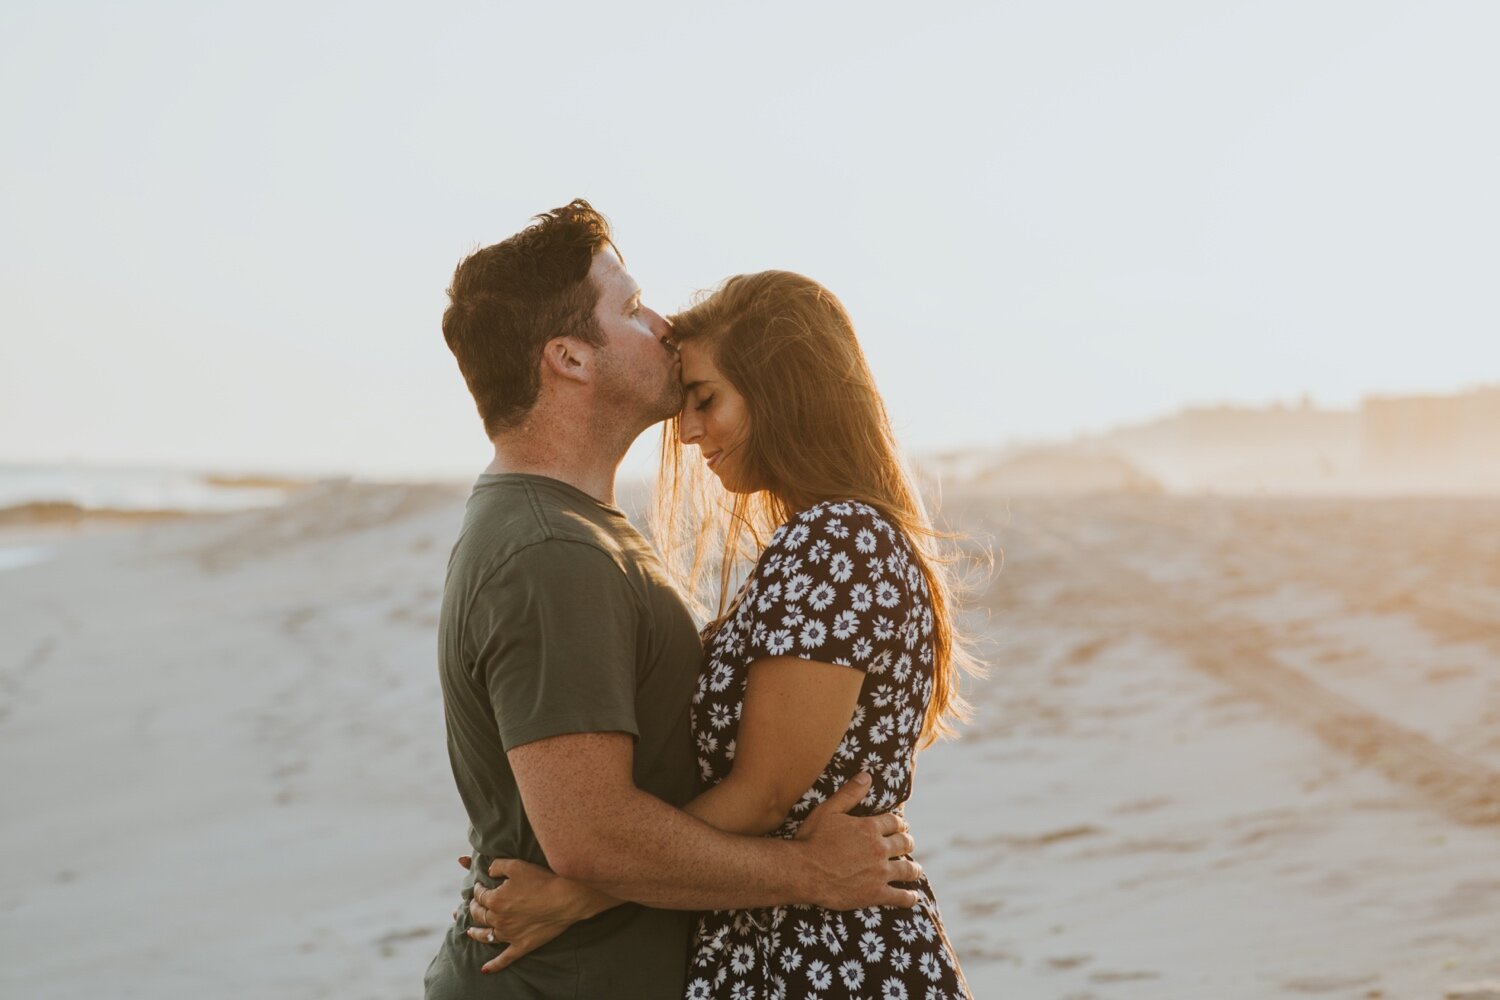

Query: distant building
[1360,384,1500,476]
[927,383,1500,495]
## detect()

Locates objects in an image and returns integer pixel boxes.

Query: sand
[1,483,1497,998]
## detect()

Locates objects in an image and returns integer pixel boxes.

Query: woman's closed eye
[695,393,716,412]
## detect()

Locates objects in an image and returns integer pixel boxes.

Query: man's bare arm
[507,731,918,912]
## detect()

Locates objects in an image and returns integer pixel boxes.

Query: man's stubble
[594,347,684,441]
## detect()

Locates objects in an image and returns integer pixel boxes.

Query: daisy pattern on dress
[806,960,833,990]
[799,619,827,650]
[784,572,813,602]
[808,582,837,611]
[849,583,873,611]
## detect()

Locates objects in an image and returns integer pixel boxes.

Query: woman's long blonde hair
[653,270,983,746]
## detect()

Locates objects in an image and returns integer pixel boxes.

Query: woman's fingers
[481,939,540,975]
[487,857,528,879]
[465,913,565,975]
[465,925,500,945]
[469,893,497,929]
[473,879,511,914]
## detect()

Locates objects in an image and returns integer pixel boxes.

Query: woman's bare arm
[679,655,864,834]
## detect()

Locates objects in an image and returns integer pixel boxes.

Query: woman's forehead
[677,341,719,383]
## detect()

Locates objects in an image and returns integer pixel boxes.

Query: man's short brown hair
[442,199,617,435]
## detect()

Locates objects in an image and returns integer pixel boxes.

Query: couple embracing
[424,200,977,1000]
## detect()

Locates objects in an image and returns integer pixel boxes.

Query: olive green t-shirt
[425,474,702,1000]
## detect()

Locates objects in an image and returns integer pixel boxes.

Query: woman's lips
[704,450,722,470]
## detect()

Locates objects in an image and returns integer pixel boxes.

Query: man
[424,200,918,999]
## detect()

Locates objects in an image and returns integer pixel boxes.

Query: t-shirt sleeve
[467,540,642,751]
[743,504,918,672]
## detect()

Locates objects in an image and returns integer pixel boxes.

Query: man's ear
[540,337,591,384]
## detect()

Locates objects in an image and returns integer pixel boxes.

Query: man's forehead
[590,247,636,296]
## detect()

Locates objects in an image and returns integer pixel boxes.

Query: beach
[1,483,1497,998]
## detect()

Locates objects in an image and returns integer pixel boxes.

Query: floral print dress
[686,501,969,1000]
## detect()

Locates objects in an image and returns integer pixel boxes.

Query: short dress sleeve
[742,501,925,671]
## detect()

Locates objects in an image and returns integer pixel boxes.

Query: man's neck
[485,433,626,507]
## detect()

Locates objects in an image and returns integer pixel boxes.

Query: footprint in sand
[1088,969,1161,983]
[1280,973,1381,993]
[1044,954,1093,971]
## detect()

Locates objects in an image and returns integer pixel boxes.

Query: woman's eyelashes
[694,393,715,413]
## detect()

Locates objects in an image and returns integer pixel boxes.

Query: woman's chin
[704,458,761,495]
[721,478,761,497]
[709,467,745,494]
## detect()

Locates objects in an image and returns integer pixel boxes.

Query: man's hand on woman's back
[793,772,922,911]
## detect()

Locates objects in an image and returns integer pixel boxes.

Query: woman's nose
[678,411,701,445]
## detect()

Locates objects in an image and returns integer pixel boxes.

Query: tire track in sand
[962,495,1500,828]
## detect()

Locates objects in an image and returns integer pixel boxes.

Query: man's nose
[646,307,673,345]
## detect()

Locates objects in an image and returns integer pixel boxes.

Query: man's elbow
[535,814,644,889]
[547,841,611,885]
[537,828,614,885]
[526,779,655,890]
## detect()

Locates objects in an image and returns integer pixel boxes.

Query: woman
[468,271,978,1000]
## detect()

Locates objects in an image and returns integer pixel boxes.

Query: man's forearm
[551,786,814,911]
[511,732,900,914]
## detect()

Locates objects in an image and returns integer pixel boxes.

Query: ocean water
[0,545,53,572]
[0,464,310,574]
[0,463,303,514]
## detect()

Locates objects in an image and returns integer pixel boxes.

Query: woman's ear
[541,337,591,384]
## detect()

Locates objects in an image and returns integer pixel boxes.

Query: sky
[2,0,1497,479]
